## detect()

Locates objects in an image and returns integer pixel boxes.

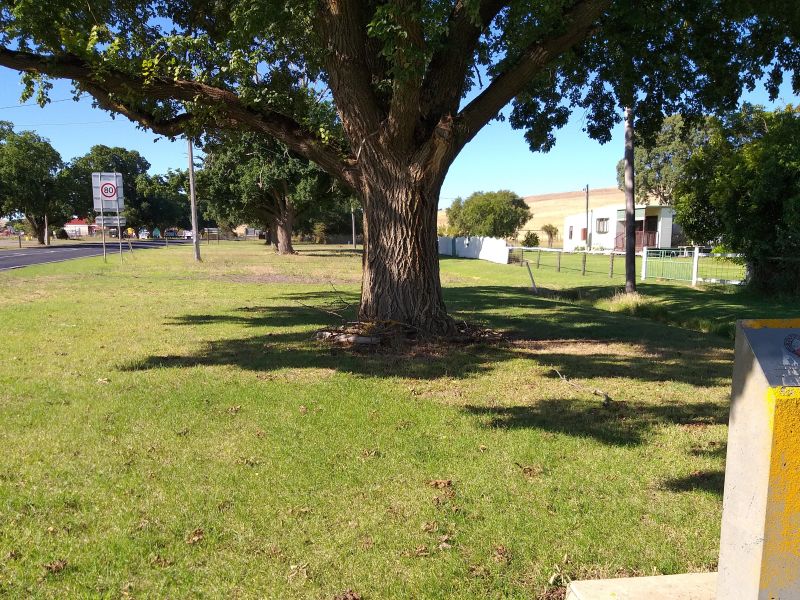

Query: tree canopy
[61,145,151,218]
[0,0,796,332]
[446,190,530,238]
[674,105,800,293]
[615,115,711,206]
[0,123,67,243]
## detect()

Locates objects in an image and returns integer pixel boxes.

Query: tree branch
[420,0,507,124]
[455,0,609,147]
[315,1,385,143]
[0,47,358,188]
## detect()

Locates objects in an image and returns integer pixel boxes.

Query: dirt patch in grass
[513,339,663,359]
[216,273,359,285]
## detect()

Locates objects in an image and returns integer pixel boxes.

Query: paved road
[0,240,190,271]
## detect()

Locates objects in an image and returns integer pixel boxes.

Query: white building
[562,205,679,252]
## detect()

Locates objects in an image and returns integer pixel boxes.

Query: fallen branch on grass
[550,368,614,407]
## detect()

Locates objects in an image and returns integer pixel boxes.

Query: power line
[0,98,80,110]
[13,120,116,126]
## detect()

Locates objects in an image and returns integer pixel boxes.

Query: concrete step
[566,572,717,600]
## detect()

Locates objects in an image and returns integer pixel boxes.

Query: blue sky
[0,70,795,209]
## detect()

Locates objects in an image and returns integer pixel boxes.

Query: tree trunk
[27,215,45,245]
[358,173,455,336]
[623,107,637,294]
[275,204,296,255]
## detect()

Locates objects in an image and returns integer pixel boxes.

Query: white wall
[437,236,509,264]
[563,205,618,251]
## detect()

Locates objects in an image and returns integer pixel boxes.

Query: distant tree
[541,224,559,247]
[61,145,151,219]
[200,132,346,254]
[0,125,68,244]
[131,170,190,232]
[675,105,800,293]
[521,231,540,247]
[445,191,530,238]
[616,115,710,205]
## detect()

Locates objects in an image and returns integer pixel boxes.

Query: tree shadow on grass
[122,285,734,387]
[661,470,725,496]
[462,398,727,446]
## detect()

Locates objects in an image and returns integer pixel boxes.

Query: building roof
[65,218,89,225]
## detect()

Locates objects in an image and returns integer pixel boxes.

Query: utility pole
[44,213,49,246]
[187,138,201,262]
[624,107,636,293]
[584,184,589,249]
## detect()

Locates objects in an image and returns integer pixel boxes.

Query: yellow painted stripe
[743,318,800,329]
[760,388,800,595]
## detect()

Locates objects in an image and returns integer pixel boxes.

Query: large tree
[0,1,796,333]
[674,105,800,293]
[0,125,68,244]
[200,132,346,254]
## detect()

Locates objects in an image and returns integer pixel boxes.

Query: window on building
[568,226,573,240]
[580,227,587,241]
[596,218,609,234]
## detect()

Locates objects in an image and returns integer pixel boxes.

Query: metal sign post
[115,194,123,260]
[92,172,125,264]
[99,202,107,262]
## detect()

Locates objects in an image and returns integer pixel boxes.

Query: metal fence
[509,245,747,287]
[642,247,745,286]
[509,246,629,279]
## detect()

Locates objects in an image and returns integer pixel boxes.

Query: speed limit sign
[92,172,125,211]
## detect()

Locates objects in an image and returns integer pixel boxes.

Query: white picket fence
[437,236,510,264]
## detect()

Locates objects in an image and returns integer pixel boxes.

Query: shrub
[521,231,540,247]
[54,228,70,240]
[312,222,327,244]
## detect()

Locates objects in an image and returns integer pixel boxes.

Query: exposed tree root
[314,319,505,350]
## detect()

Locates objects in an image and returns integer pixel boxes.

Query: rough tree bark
[358,166,452,334]
[274,208,295,255]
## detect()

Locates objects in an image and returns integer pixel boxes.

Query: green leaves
[674,105,800,292]
[446,190,530,238]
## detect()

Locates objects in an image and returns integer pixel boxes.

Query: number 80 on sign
[92,172,125,211]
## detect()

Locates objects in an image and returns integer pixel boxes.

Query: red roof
[66,218,89,225]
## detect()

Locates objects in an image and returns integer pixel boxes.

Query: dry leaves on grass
[150,555,174,568]
[469,564,490,578]
[492,544,511,564]
[227,405,242,415]
[299,405,309,415]
[421,521,438,533]
[515,462,544,480]
[186,528,204,545]
[333,589,362,600]
[427,479,452,489]
[288,563,309,583]
[360,448,381,459]
[43,559,67,574]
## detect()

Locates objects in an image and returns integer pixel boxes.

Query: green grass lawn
[0,243,794,599]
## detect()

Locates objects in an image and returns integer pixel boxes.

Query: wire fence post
[18,233,22,248]
[641,246,648,281]
[691,246,700,287]
[557,251,561,272]
[581,252,587,276]
[536,249,541,268]
[609,252,614,278]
